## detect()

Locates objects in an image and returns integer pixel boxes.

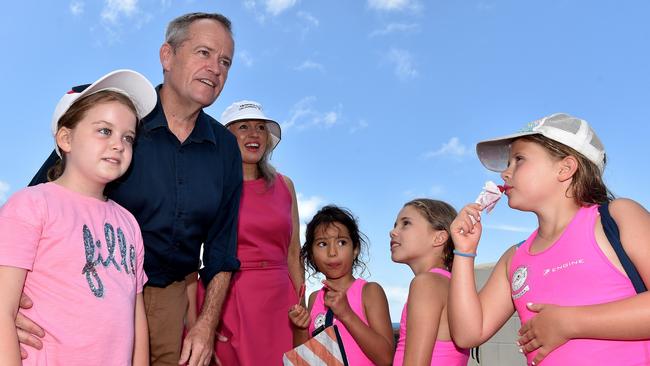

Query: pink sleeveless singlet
[509,205,650,365]
[393,268,469,366]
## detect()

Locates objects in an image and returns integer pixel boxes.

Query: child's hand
[288,304,310,329]
[450,203,483,253]
[518,303,574,365]
[322,280,354,322]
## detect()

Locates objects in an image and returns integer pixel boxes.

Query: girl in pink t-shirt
[391,198,469,366]
[449,113,650,366]
[0,70,156,366]
[288,205,394,365]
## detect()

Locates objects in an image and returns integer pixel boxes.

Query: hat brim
[52,69,157,136]
[51,69,157,156]
[476,131,539,172]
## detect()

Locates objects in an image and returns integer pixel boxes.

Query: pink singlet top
[393,268,469,366]
[309,278,374,366]
[510,204,650,365]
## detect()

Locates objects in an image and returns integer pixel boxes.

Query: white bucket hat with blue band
[220,100,281,151]
[476,113,606,173]
[51,69,157,157]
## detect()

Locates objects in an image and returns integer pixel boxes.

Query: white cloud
[244,0,257,10]
[483,224,533,233]
[422,137,468,158]
[297,193,325,222]
[282,97,342,130]
[297,11,319,27]
[369,23,419,37]
[295,60,324,72]
[0,181,10,203]
[402,189,416,198]
[238,50,254,67]
[477,1,496,11]
[101,0,138,24]
[401,185,445,199]
[349,119,369,133]
[297,193,326,244]
[93,0,151,45]
[367,0,421,12]
[384,285,409,319]
[265,0,297,16]
[70,0,84,16]
[295,11,319,39]
[388,48,418,81]
[430,185,444,196]
[384,285,409,304]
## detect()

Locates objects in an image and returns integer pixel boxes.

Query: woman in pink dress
[190,100,303,365]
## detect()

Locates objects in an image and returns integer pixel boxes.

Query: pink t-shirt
[0,183,147,366]
[393,268,469,366]
[510,205,650,365]
[309,278,373,366]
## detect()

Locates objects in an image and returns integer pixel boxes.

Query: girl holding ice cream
[448,113,650,365]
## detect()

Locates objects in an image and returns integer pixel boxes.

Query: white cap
[476,113,606,172]
[52,69,157,156]
[220,100,281,150]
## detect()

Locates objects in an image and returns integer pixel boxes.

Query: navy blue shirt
[30,86,242,287]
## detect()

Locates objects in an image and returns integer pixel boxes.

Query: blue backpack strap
[599,203,647,293]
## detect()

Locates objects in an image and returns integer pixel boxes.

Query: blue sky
[2,0,650,321]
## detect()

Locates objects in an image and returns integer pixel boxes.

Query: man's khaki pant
[144,280,189,366]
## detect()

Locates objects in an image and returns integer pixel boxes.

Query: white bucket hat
[476,113,606,172]
[51,69,157,156]
[220,100,281,151]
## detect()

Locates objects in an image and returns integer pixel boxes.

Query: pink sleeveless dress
[309,278,374,365]
[393,268,469,366]
[510,205,650,365]
[197,174,296,365]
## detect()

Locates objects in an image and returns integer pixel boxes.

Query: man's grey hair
[165,12,233,50]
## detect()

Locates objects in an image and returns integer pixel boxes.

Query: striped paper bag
[283,309,348,366]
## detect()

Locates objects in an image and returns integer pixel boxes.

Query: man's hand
[16,293,44,359]
[179,319,215,366]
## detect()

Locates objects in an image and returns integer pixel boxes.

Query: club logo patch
[511,266,530,300]
[314,313,326,329]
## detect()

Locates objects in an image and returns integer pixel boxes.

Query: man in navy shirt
[19,12,242,366]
